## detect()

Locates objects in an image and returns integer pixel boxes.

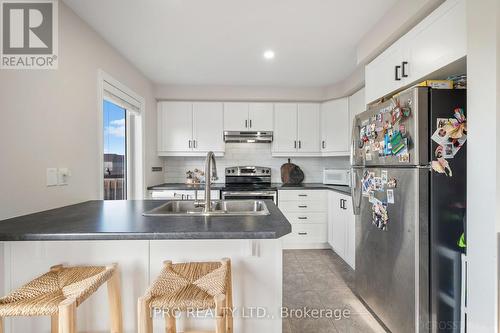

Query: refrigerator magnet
[436,118,450,129]
[399,124,406,136]
[390,132,405,155]
[381,170,388,183]
[398,152,410,163]
[431,158,453,177]
[387,189,395,204]
[387,178,397,188]
[431,127,450,146]
[368,191,375,203]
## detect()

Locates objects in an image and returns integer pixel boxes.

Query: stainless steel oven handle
[222,191,276,196]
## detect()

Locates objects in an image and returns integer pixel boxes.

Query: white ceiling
[63,0,398,87]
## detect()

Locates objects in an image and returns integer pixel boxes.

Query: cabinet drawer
[279,190,327,202]
[278,200,327,213]
[284,224,328,243]
[283,212,327,225]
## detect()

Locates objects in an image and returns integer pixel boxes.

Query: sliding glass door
[103,100,127,200]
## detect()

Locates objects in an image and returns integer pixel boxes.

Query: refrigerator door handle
[350,168,362,215]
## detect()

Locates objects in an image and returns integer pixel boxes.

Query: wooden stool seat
[0,264,122,333]
[138,259,233,333]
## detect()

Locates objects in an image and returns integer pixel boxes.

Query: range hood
[224,131,273,143]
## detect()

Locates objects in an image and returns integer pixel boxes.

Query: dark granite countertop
[148,183,351,195]
[147,183,226,191]
[0,200,291,241]
[274,183,351,195]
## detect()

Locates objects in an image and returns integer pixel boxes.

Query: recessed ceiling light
[263,50,275,60]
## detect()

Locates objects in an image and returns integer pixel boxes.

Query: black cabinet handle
[402,61,408,78]
[298,140,302,149]
[395,65,401,81]
[322,140,326,149]
[340,199,343,209]
[245,120,248,128]
[298,205,308,208]
[298,217,308,220]
[188,140,192,148]
[298,194,308,197]
[294,141,297,149]
[298,232,308,235]
[249,119,252,128]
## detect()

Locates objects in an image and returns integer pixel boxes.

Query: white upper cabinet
[158,101,224,156]
[223,102,249,131]
[248,103,273,131]
[365,42,407,104]
[193,102,224,152]
[224,102,273,131]
[297,103,320,153]
[273,103,298,154]
[365,0,465,104]
[320,98,349,156]
[158,102,192,153]
[407,0,466,81]
[272,103,321,156]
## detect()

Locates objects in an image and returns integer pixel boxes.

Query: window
[103,100,127,200]
[99,70,145,200]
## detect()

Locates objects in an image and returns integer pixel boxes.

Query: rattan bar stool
[0,263,122,333]
[138,258,233,333]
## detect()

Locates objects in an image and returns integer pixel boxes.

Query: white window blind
[103,80,141,114]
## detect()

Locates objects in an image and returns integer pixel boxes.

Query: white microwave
[323,168,351,186]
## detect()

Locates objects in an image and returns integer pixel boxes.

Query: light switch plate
[57,168,70,185]
[46,168,58,186]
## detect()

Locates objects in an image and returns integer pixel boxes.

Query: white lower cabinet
[328,191,355,269]
[149,189,220,200]
[279,190,329,249]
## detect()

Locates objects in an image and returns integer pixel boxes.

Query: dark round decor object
[281,159,304,185]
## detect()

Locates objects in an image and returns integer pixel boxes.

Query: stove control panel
[225,166,271,176]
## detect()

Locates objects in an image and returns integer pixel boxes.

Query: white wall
[154,84,325,102]
[162,143,350,184]
[0,3,162,220]
[466,0,500,331]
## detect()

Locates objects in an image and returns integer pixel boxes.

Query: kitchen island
[0,200,291,333]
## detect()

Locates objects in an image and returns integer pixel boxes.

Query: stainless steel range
[221,166,277,203]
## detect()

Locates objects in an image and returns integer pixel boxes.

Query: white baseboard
[282,242,331,250]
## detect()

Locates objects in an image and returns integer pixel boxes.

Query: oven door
[221,191,277,204]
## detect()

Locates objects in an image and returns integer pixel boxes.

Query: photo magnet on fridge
[387,189,395,204]
[381,170,388,183]
[431,127,451,146]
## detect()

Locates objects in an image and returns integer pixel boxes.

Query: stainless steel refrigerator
[351,87,467,333]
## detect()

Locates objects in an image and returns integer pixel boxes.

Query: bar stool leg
[138,297,152,333]
[165,311,176,333]
[51,314,59,333]
[107,265,123,333]
[0,317,4,333]
[58,299,77,333]
[215,295,226,333]
[223,258,233,333]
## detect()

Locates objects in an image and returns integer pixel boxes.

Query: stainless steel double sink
[143,200,270,217]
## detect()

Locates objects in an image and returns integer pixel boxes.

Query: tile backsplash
[161,143,350,183]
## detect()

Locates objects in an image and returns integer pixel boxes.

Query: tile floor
[283,249,388,333]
